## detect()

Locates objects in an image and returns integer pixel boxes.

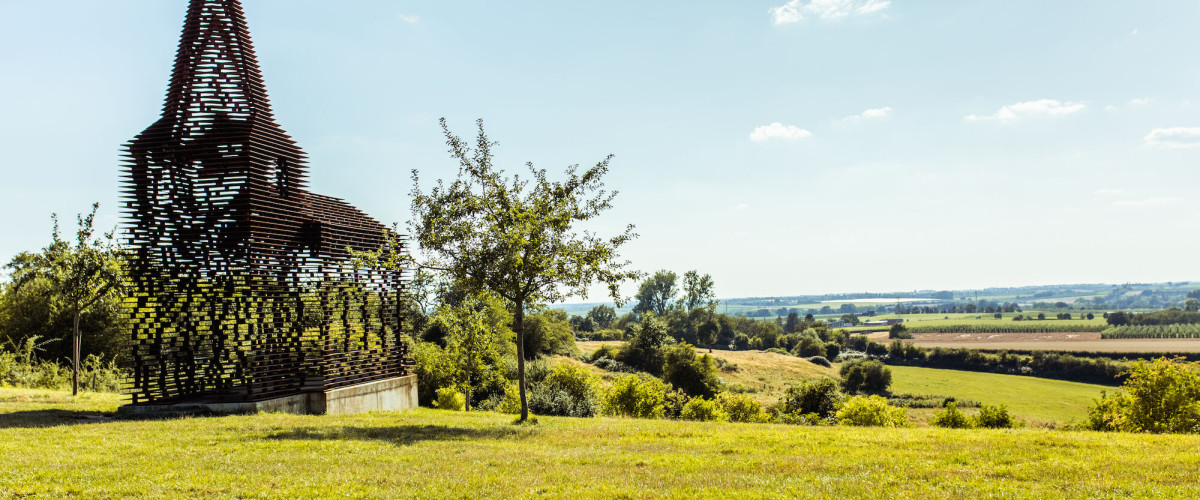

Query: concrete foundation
[119,374,418,417]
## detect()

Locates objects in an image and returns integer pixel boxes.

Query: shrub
[973,403,1021,429]
[824,342,841,361]
[433,387,465,411]
[1087,357,1200,433]
[680,397,728,422]
[836,395,908,427]
[522,311,578,359]
[662,344,723,398]
[793,337,825,358]
[718,393,769,423]
[592,357,637,373]
[777,378,843,419]
[617,316,672,375]
[590,344,620,362]
[805,356,831,368]
[0,336,123,392]
[840,359,892,395]
[528,363,600,417]
[603,374,668,419]
[929,401,973,429]
[888,323,912,339]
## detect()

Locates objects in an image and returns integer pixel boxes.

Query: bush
[662,344,723,399]
[930,401,973,429]
[617,317,672,375]
[0,336,124,392]
[973,404,1021,429]
[590,344,621,362]
[522,311,578,359]
[824,342,841,361]
[888,323,912,339]
[603,374,668,419]
[805,356,831,368]
[433,387,465,411]
[792,337,825,358]
[680,396,728,422]
[777,378,843,419]
[836,395,908,427]
[528,363,600,417]
[718,393,769,423]
[592,357,637,373]
[840,359,892,395]
[1087,357,1200,433]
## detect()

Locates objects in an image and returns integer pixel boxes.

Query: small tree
[411,119,641,422]
[11,204,123,396]
[697,318,720,353]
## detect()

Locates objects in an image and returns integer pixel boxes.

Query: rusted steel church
[121,0,414,413]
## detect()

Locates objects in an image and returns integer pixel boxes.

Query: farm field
[891,333,1200,353]
[888,366,1107,426]
[4,388,1200,498]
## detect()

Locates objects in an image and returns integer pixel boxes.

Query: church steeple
[163,0,276,133]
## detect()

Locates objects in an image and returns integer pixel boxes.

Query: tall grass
[0,336,124,393]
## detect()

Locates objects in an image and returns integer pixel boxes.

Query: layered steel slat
[122,0,411,406]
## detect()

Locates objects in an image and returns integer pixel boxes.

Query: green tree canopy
[410,118,642,421]
[633,270,678,317]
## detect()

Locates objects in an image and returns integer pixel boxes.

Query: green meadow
[3,388,1200,499]
[889,366,1110,425]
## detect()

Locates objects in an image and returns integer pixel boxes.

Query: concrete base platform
[119,374,418,417]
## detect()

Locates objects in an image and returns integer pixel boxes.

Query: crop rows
[907,323,1108,334]
[1101,324,1200,340]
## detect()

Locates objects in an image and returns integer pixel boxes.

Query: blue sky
[0,0,1197,300]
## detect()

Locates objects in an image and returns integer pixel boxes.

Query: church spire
[163,0,274,128]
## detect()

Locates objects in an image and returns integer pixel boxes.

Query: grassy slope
[576,341,836,404]
[3,388,1200,499]
[889,366,1108,425]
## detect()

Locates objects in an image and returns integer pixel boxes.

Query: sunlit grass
[3,387,1199,498]
[889,366,1108,426]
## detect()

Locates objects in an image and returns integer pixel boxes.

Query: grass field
[889,366,1108,426]
[4,388,1200,498]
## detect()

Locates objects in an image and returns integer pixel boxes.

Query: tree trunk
[514,302,528,422]
[72,311,81,396]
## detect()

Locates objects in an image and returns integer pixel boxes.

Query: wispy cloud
[398,14,420,24]
[750,123,812,142]
[1130,97,1153,106]
[841,106,894,123]
[1094,189,1124,196]
[1145,127,1200,149]
[1113,197,1183,207]
[769,0,890,25]
[965,99,1086,123]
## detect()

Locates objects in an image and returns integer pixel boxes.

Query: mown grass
[890,366,1108,425]
[3,388,1200,499]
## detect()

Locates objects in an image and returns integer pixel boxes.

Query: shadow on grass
[263,424,533,446]
[0,410,117,429]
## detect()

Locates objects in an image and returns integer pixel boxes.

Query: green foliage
[840,359,892,395]
[662,343,723,399]
[805,356,831,368]
[528,363,600,417]
[0,336,123,392]
[680,396,728,422]
[589,344,620,362]
[680,271,718,313]
[1102,324,1200,339]
[433,387,466,411]
[587,305,617,329]
[1087,358,1200,433]
[616,315,672,375]
[410,118,642,421]
[777,378,843,419]
[836,395,908,427]
[432,293,514,409]
[603,374,668,419]
[888,323,912,339]
[929,402,973,429]
[522,310,578,359]
[633,270,679,317]
[2,204,127,377]
[718,393,769,423]
[973,404,1021,429]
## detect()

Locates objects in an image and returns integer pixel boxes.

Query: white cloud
[1113,197,1183,207]
[750,123,812,142]
[398,14,420,23]
[1094,189,1124,196]
[841,106,893,123]
[1145,127,1200,149]
[769,0,890,24]
[736,204,751,210]
[1130,97,1152,106]
[964,99,1086,123]
[1131,29,1139,36]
